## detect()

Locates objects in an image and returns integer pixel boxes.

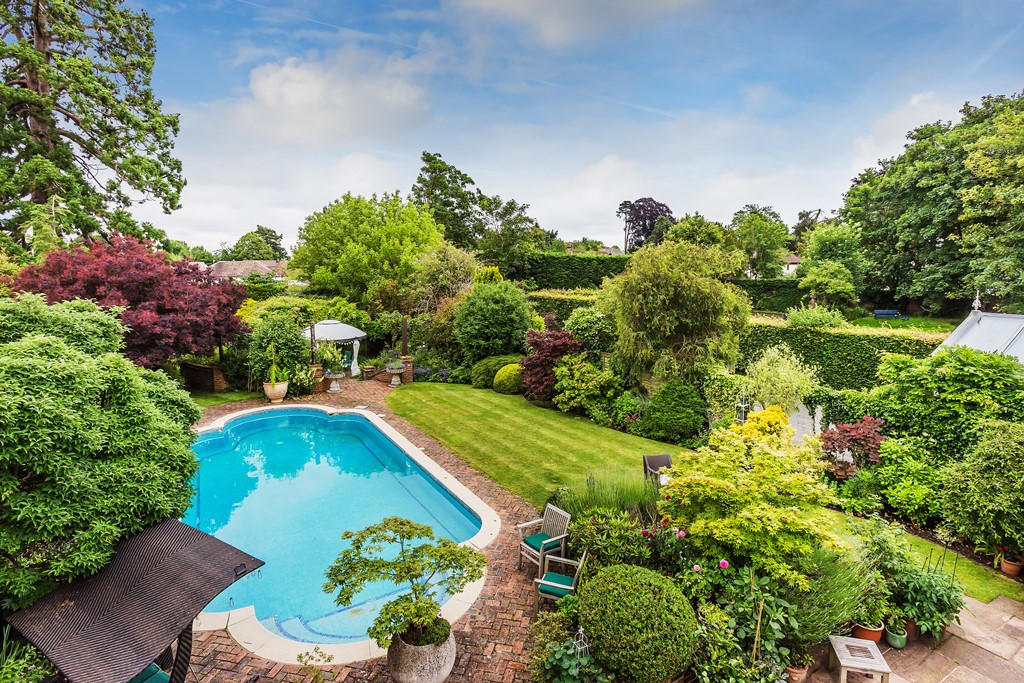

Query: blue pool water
[184,408,481,643]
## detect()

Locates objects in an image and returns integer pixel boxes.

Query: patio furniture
[643,453,673,485]
[828,635,891,683]
[534,552,587,613]
[518,504,571,577]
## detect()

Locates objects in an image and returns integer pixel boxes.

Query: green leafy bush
[700,364,744,425]
[876,438,941,524]
[943,419,1024,560]
[492,363,524,394]
[287,365,318,397]
[527,612,573,683]
[834,468,884,516]
[588,391,645,431]
[473,265,503,284]
[743,344,819,413]
[248,311,311,384]
[513,253,630,289]
[785,304,848,329]
[241,273,287,301]
[739,316,944,390]
[527,289,600,323]
[470,354,523,389]
[454,281,530,362]
[734,278,804,313]
[540,641,614,683]
[563,306,617,358]
[691,604,781,683]
[633,381,706,444]
[568,507,651,568]
[579,565,698,683]
[0,325,201,610]
[716,567,796,667]
[0,293,123,353]
[552,354,622,417]
[900,566,965,638]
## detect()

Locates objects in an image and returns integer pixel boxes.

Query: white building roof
[939,311,1024,363]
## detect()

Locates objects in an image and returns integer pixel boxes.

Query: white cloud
[848,92,958,175]
[450,0,698,46]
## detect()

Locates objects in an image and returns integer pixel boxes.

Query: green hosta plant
[323,517,487,648]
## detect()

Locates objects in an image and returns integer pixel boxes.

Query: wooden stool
[828,635,892,682]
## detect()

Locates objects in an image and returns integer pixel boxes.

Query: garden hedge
[512,253,630,289]
[739,316,946,390]
[527,289,599,323]
[733,278,804,313]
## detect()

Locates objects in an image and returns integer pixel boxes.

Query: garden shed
[938,311,1024,364]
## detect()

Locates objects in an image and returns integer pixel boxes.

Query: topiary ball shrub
[579,564,699,683]
[492,363,524,395]
[633,381,706,444]
[470,354,523,389]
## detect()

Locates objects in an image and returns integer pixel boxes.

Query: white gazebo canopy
[302,320,367,376]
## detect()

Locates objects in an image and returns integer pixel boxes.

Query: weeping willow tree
[601,240,751,386]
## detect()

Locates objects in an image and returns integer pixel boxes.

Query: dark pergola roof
[7,519,263,683]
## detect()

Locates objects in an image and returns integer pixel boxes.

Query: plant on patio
[659,410,839,589]
[323,517,486,648]
[900,565,965,638]
[691,604,781,683]
[578,564,698,683]
[248,311,310,389]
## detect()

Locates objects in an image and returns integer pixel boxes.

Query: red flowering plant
[640,515,691,575]
[820,416,886,479]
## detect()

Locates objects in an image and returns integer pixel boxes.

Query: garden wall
[527,289,600,322]
[739,317,947,390]
[513,253,630,289]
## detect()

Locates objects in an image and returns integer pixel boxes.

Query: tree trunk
[28,0,55,205]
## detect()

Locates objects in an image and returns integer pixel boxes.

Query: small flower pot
[905,619,921,642]
[885,626,908,649]
[852,623,885,643]
[1000,558,1023,577]
[784,665,810,683]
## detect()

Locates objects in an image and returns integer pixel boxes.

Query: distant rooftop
[206,259,287,279]
[939,310,1024,364]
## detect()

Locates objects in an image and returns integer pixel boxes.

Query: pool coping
[191,405,501,665]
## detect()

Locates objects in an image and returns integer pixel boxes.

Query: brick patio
[191,380,537,682]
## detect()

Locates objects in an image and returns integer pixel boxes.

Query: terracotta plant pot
[784,664,810,683]
[262,381,288,403]
[905,619,921,642]
[1000,558,1023,577]
[387,629,456,683]
[852,623,885,643]
[885,626,908,649]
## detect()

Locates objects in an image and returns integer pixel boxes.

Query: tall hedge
[739,317,946,390]
[733,278,804,313]
[512,253,630,289]
[526,289,599,322]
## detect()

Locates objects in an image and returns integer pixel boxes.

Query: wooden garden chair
[534,552,587,614]
[517,504,571,577]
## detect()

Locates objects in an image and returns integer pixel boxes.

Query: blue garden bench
[873,309,900,319]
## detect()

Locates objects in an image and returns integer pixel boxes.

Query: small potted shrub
[884,606,908,649]
[317,344,344,393]
[901,567,965,640]
[996,544,1023,577]
[851,571,889,643]
[262,361,289,403]
[784,652,814,683]
[323,517,487,683]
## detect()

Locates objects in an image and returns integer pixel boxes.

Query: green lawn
[190,390,262,408]
[850,316,960,333]
[387,383,676,507]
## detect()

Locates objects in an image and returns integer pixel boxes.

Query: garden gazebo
[302,319,367,377]
[6,519,263,683]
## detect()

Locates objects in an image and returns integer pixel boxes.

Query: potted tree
[263,361,289,403]
[323,517,487,683]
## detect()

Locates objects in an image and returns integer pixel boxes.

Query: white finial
[973,290,982,311]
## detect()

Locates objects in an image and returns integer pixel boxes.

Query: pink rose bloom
[677,530,686,539]
[641,529,650,537]
[719,559,729,569]
[693,564,701,572]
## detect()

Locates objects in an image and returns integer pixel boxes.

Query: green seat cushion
[538,571,575,598]
[523,533,561,552]
[128,664,170,683]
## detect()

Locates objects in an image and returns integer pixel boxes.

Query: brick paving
[191,380,537,682]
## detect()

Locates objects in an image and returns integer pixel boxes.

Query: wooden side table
[828,635,892,682]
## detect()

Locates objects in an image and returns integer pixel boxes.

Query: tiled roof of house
[783,255,802,264]
[206,259,287,278]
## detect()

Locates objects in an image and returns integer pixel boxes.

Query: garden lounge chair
[643,453,673,485]
[518,504,571,577]
[534,551,587,614]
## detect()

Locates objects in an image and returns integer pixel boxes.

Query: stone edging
[191,404,502,665]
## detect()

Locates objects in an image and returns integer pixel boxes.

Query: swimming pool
[185,406,498,652]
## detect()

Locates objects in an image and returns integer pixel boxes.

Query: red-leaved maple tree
[15,235,247,368]
[520,330,582,400]
[820,415,886,478]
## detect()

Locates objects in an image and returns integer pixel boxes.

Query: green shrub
[739,316,944,390]
[691,604,781,683]
[588,391,645,431]
[492,363,524,394]
[513,253,630,289]
[568,507,652,568]
[0,293,123,354]
[553,470,660,522]
[527,289,600,323]
[579,564,699,683]
[943,419,1024,560]
[527,612,572,683]
[241,273,287,301]
[785,304,848,328]
[633,382,705,445]
[474,265,503,284]
[454,281,530,362]
[700,364,744,425]
[834,468,884,516]
[563,306,616,357]
[552,354,622,417]
[743,344,819,413]
[470,354,523,389]
[900,566,965,638]
[287,364,318,397]
[734,278,804,312]
[248,311,311,383]
[876,438,941,525]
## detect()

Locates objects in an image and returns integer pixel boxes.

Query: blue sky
[133,0,1024,251]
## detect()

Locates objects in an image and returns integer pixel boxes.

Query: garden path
[190,380,537,682]
[810,595,1024,682]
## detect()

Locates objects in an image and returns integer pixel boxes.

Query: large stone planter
[263,381,288,403]
[387,630,456,683]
